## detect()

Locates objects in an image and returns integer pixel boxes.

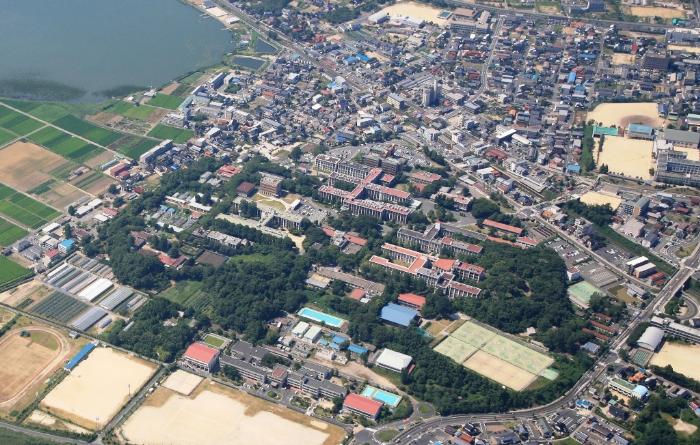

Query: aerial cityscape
[1,0,700,444]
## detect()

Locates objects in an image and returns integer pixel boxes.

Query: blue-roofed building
[567,71,577,83]
[593,125,619,137]
[343,56,358,65]
[64,343,96,371]
[58,239,75,254]
[348,344,368,355]
[627,123,654,140]
[356,52,370,63]
[380,303,418,328]
[332,335,349,345]
[566,163,581,174]
[633,384,649,400]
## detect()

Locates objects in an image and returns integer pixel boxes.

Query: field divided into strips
[0,217,28,246]
[147,124,194,144]
[0,256,32,288]
[0,105,44,137]
[30,292,88,324]
[53,115,122,146]
[28,126,105,163]
[0,183,61,228]
[148,93,185,110]
[109,135,160,159]
[105,102,159,121]
[434,321,555,391]
[0,128,15,146]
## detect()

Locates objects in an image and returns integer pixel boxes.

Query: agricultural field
[69,170,115,196]
[30,292,89,324]
[433,320,555,391]
[28,126,105,163]
[0,325,70,413]
[110,136,160,159]
[0,217,27,247]
[0,99,71,122]
[147,124,194,144]
[159,280,206,308]
[40,347,157,430]
[147,93,185,110]
[119,382,345,445]
[0,257,32,288]
[0,183,61,229]
[0,128,15,146]
[0,105,44,137]
[52,115,122,146]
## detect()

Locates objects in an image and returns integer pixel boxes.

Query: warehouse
[182,342,220,373]
[375,348,412,373]
[380,303,418,328]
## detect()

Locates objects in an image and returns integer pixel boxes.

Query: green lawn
[375,430,399,442]
[159,280,206,307]
[107,102,159,120]
[53,114,122,146]
[0,256,32,288]
[148,93,184,110]
[203,334,226,348]
[147,124,194,144]
[0,217,27,246]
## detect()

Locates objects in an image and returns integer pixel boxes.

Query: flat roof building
[380,303,418,328]
[183,342,220,373]
[375,348,412,373]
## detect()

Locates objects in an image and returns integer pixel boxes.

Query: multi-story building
[656,150,700,187]
[446,281,482,299]
[182,343,220,373]
[220,355,266,383]
[651,316,700,343]
[259,174,283,197]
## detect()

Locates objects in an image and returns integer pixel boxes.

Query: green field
[28,180,55,196]
[159,280,206,307]
[0,256,32,288]
[0,217,27,246]
[148,93,184,110]
[28,126,105,162]
[0,105,44,136]
[0,128,15,146]
[107,102,159,120]
[53,114,122,146]
[203,334,226,348]
[111,136,159,159]
[147,124,194,144]
[72,171,108,191]
[0,183,60,228]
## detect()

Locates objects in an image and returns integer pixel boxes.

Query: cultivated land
[0,141,89,208]
[40,347,157,430]
[52,115,122,146]
[0,326,70,413]
[147,124,194,144]
[650,342,700,382]
[0,217,27,247]
[586,102,665,128]
[0,280,52,308]
[434,320,554,391]
[147,93,185,110]
[119,382,345,445]
[0,105,44,138]
[594,135,653,179]
[0,183,61,229]
[28,126,105,163]
[0,257,32,288]
[628,6,685,18]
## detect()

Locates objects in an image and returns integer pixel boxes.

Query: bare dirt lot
[0,280,52,308]
[119,382,346,445]
[41,347,157,430]
[24,410,91,435]
[611,53,636,65]
[162,370,202,396]
[650,342,700,382]
[628,6,685,18]
[594,135,653,179]
[0,326,69,411]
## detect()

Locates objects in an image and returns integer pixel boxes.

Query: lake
[0,0,233,101]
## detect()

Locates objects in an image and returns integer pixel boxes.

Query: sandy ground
[580,191,622,210]
[0,327,68,409]
[160,82,180,95]
[0,280,52,308]
[674,146,700,162]
[162,370,203,396]
[0,142,67,191]
[84,150,117,169]
[464,351,537,391]
[120,383,345,445]
[25,410,91,435]
[668,44,700,54]
[672,418,698,435]
[594,135,653,179]
[587,102,665,128]
[629,6,685,18]
[379,2,448,26]
[41,347,157,430]
[611,53,636,65]
[338,361,398,391]
[650,342,700,382]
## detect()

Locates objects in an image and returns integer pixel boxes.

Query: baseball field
[41,347,157,430]
[119,381,346,445]
[434,320,555,391]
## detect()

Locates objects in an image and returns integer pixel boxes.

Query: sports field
[147,93,185,110]
[147,124,194,144]
[0,257,32,288]
[0,105,44,137]
[41,347,157,430]
[568,281,602,309]
[0,326,69,410]
[650,342,700,382]
[433,320,555,391]
[162,370,203,396]
[580,191,622,211]
[52,115,122,146]
[28,127,105,163]
[594,135,653,180]
[587,102,665,128]
[120,383,345,445]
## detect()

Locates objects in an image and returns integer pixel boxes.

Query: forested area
[633,395,700,445]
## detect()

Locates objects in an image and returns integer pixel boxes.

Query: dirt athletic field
[587,102,666,128]
[650,342,700,382]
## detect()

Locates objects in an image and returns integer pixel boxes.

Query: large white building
[375,348,412,373]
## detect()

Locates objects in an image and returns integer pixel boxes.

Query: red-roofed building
[516,236,539,249]
[433,258,456,271]
[218,164,241,178]
[183,342,220,373]
[236,181,256,197]
[159,253,186,269]
[348,288,366,301]
[343,393,383,419]
[398,293,426,311]
[483,219,523,236]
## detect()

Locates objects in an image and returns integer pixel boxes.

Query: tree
[599,164,609,174]
[68,205,76,216]
[470,198,499,219]
[290,146,303,161]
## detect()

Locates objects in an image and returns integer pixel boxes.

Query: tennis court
[481,335,554,375]
[434,336,477,363]
[463,351,537,391]
[450,321,496,348]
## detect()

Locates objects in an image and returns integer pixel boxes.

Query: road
[0,419,89,444]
